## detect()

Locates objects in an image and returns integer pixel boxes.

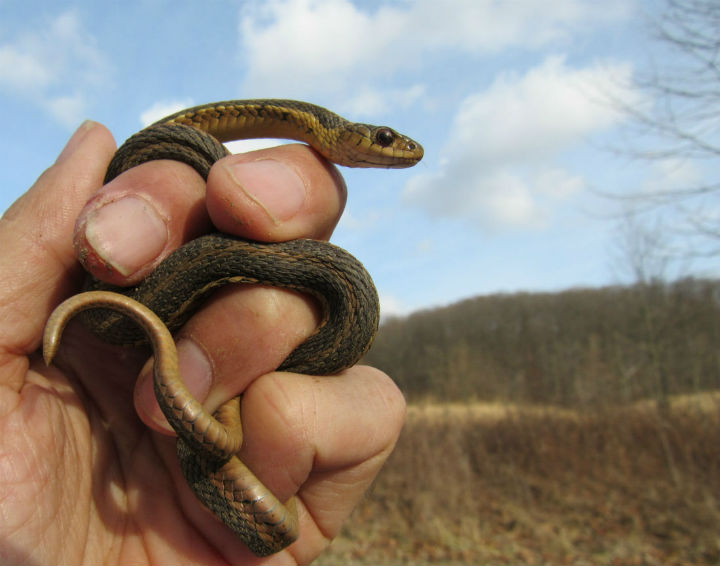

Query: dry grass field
[316,393,720,565]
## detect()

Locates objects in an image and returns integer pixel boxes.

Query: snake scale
[42,99,423,556]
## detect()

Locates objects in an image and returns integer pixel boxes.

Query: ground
[316,394,720,565]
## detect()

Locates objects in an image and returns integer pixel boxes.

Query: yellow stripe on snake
[43,100,423,556]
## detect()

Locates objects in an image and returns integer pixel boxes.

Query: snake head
[337,123,424,168]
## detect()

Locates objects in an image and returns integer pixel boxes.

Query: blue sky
[1,1,715,316]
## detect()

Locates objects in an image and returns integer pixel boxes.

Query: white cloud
[0,10,108,128]
[379,293,412,320]
[404,166,550,230]
[643,158,702,194]
[140,99,195,127]
[237,0,629,106]
[224,139,284,155]
[342,84,427,118]
[47,95,87,127]
[0,46,52,90]
[403,56,638,230]
[535,167,586,199]
[239,0,389,96]
[404,0,628,52]
[448,56,636,166]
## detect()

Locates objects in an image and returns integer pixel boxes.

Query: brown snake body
[42,100,423,556]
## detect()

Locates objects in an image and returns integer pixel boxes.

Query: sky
[0,0,717,317]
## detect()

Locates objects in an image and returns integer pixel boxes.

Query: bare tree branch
[602,0,720,261]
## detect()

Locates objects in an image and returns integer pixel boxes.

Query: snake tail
[43,292,299,555]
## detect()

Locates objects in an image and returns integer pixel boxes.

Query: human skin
[0,121,405,565]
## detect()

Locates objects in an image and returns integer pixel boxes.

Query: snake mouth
[353,157,423,169]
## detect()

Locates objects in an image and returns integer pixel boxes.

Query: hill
[364,278,720,407]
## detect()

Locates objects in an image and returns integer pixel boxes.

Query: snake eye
[375,128,395,147]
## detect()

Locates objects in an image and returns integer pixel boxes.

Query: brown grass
[315,393,720,565]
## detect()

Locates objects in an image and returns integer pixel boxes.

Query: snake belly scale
[42,99,423,556]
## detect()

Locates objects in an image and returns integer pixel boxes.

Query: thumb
[0,121,116,386]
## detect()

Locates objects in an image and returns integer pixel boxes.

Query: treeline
[364,278,720,407]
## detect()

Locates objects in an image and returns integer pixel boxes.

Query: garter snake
[42,99,423,556]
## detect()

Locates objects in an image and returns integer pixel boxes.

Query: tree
[611,0,720,257]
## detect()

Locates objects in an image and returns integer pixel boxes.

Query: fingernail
[83,196,168,276]
[56,120,97,164]
[223,158,307,224]
[137,339,213,433]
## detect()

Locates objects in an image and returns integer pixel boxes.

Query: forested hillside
[365,278,720,406]
[319,278,720,563]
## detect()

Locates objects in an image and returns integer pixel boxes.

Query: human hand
[0,121,406,564]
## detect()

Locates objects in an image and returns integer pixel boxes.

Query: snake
[42,100,423,556]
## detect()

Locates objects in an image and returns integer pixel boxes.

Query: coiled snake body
[42,100,423,556]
